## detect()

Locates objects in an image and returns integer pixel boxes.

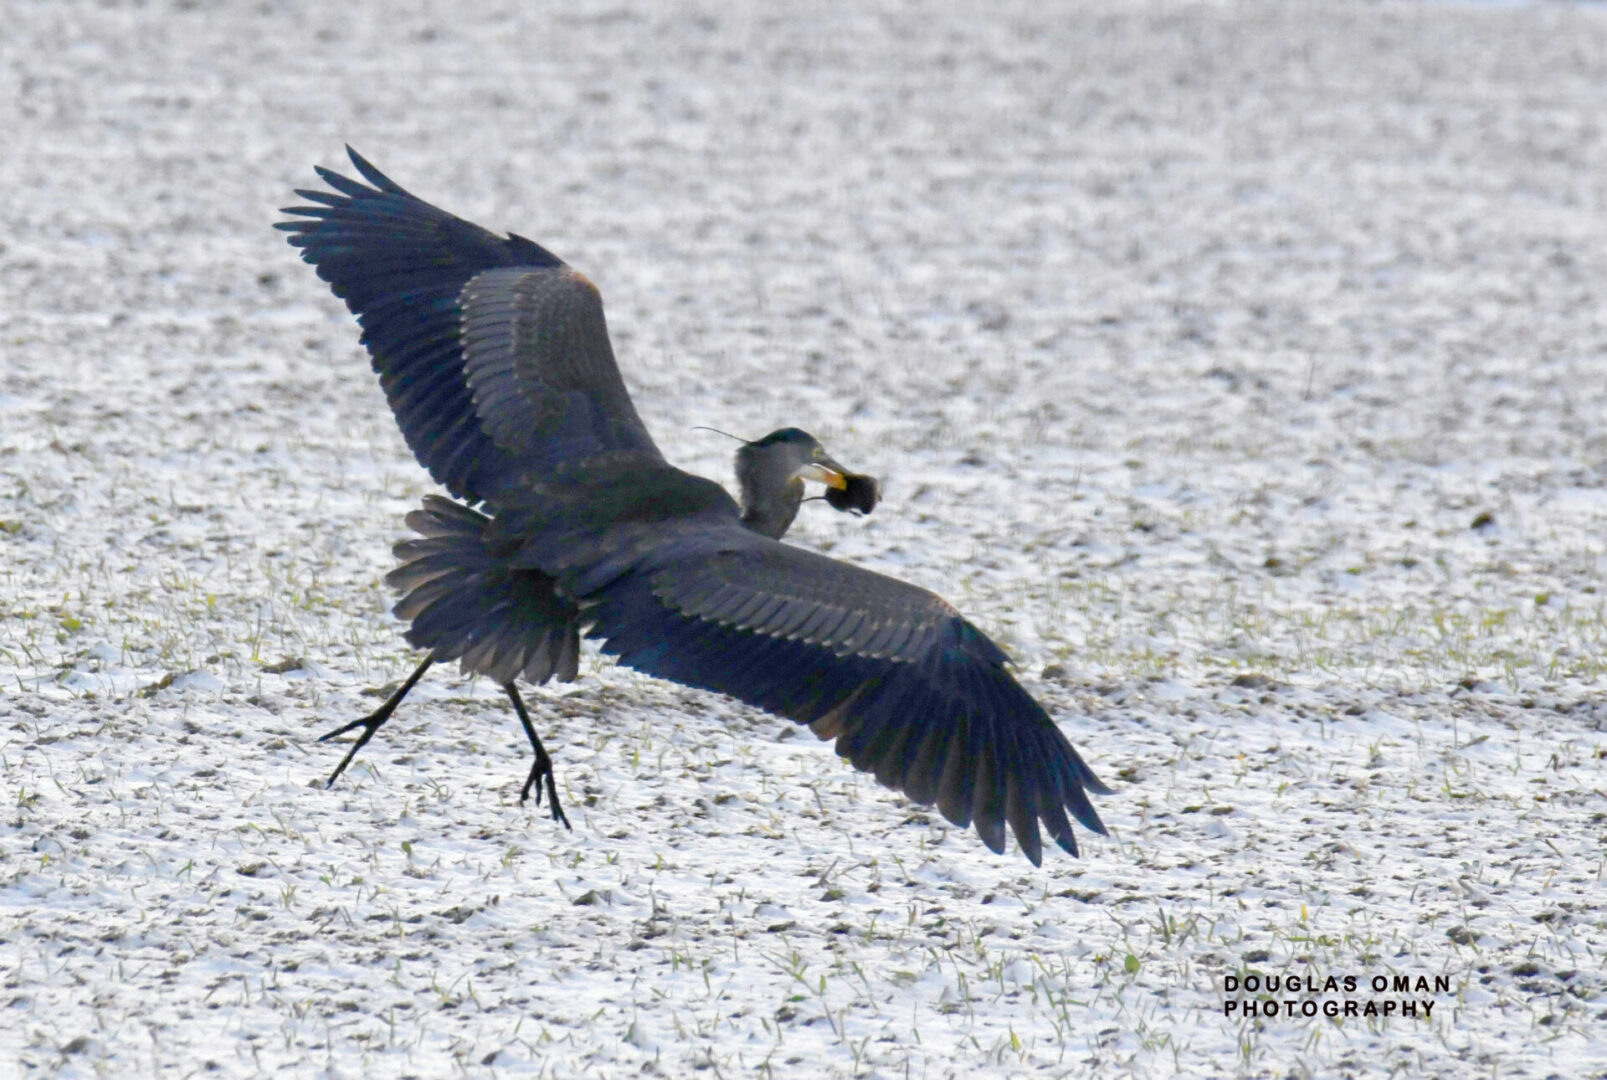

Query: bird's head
[735,428,879,539]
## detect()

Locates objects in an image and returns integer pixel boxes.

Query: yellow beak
[796,461,849,490]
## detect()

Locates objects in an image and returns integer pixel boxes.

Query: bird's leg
[318,656,435,787]
[505,683,571,830]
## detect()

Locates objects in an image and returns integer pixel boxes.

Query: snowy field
[4,1,1607,1077]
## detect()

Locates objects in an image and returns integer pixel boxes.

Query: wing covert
[460,266,662,470]
[648,539,957,663]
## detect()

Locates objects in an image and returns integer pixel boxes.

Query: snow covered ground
[3,1,1606,1076]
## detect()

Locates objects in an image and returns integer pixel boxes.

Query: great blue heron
[277,148,1109,864]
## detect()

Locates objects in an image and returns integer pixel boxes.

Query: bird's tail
[387,495,580,687]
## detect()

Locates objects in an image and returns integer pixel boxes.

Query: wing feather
[1005,772,1042,867]
[829,611,867,649]
[972,746,1007,855]
[936,717,976,827]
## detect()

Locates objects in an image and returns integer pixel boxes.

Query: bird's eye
[812,447,824,459]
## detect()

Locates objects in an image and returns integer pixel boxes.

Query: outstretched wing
[572,527,1110,865]
[276,147,661,504]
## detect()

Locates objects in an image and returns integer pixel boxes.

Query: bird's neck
[740,478,803,540]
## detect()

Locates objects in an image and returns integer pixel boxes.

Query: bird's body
[278,148,1110,864]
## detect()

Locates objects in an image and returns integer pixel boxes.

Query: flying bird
[277,148,1109,864]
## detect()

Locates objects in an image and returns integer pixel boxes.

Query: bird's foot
[316,657,433,788]
[520,752,571,830]
[317,708,391,787]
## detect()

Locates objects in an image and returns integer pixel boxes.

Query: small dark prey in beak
[824,471,880,515]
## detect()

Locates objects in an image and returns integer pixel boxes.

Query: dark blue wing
[276,147,660,503]
[564,524,1111,865]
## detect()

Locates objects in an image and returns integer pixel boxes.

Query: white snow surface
[3,2,1606,1077]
